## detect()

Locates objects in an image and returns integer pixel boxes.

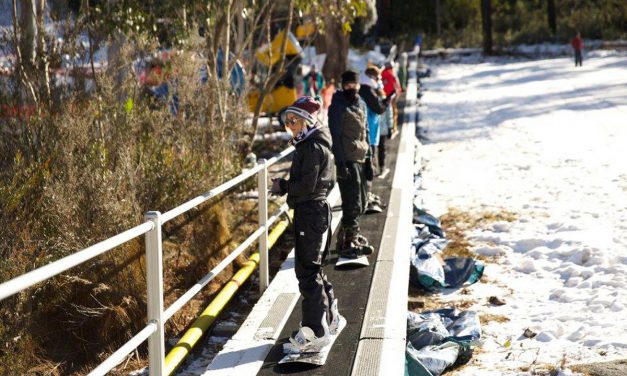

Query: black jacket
[281,126,336,208]
[328,91,369,165]
[359,84,388,115]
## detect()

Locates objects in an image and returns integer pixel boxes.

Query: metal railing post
[145,211,165,376]
[257,159,269,292]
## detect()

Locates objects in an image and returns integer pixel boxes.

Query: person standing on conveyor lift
[328,70,375,258]
[271,96,345,352]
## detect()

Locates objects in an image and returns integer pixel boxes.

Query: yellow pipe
[164,213,291,375]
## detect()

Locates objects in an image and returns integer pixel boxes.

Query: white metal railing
[0,145,295,376]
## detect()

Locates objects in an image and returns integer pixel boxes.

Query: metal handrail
[0,221,154,301]
[0,146,295,375]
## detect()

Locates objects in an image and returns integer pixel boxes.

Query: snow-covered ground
[418,50,627,375]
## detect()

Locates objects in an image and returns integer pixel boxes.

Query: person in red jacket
[571,32,584,67]
[381,62,401,134]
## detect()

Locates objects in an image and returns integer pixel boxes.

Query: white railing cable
[0,221,154,301]
[163,226,265,320]
[87,322,157,376]
[265,145,295,166]
[162,203,288,321]
[161,164,264,224]
[161,146,294,224]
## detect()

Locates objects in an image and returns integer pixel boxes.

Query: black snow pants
[293,199,335,337]
[337,161,367,233]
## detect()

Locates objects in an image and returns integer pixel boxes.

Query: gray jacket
[328,91,369,165]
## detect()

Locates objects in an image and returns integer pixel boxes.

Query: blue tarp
[405,309,481,376]
[410,208,484,291]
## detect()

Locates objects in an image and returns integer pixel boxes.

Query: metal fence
[0,146,295,376]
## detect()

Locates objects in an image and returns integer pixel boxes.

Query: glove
[336,164,350,180]
[270,178,287,196]
[384,92,396,105]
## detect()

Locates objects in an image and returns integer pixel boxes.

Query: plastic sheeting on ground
[405,309,481,376]
[410,206,484,291]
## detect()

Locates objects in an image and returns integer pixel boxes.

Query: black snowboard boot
[338,230,374,259]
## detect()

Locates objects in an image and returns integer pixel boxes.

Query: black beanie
[341,70,358,85]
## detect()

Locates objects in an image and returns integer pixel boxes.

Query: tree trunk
[480,0,493,55]
[435,0,441,36]
[19,0,37,68]
[547,0,556,35]
[315,18,349,82]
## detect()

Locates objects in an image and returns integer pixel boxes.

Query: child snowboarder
[271,96,345,354]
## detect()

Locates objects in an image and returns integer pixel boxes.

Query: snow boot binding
[354,233,370,247]
[283,313,331,355]
[329,299,346,335]
[280,311,346,365]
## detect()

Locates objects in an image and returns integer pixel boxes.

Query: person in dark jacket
[328,70,374,257]
[272,96,345,352]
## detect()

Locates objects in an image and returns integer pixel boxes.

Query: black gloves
[270,178,288,196]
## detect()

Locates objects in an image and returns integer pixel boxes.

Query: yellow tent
[255,30,303,66]
[296,22,316,40]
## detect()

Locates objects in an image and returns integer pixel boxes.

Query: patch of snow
[418,50,627,374]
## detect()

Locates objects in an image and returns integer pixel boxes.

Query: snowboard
[279,316,347,366]
[336,255,369,267]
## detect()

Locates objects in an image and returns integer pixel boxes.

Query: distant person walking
[571,32,584,67]
[304,64,325,97]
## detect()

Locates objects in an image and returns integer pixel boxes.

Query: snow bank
[418,50,627,374]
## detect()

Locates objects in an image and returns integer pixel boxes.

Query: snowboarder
[328,70,375,259]
[571,32,584,67]
[359,66,392,214]
[271,96,344,354]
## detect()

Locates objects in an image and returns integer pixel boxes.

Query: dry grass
[408,207,518,319]
[439,208,517,260]
[0,36,258,374]
[480,313,511,326]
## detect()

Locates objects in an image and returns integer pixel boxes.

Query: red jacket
[381,67,400,97]
[571,36,583,51]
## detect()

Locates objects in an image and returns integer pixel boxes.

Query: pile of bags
[405,309,482,376]
[410,207,484,291]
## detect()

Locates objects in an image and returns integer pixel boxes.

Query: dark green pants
[338,161,367,232]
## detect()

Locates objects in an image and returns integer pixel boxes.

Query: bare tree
[315,17,350,82]
[435,0,441,36]
[547,0,557,36]
[481,0,493,54]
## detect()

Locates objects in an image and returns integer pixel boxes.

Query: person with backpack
[271,96,344,353]
[328,70,375,258]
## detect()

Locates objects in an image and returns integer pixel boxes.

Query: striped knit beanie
[284,96,321,127]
